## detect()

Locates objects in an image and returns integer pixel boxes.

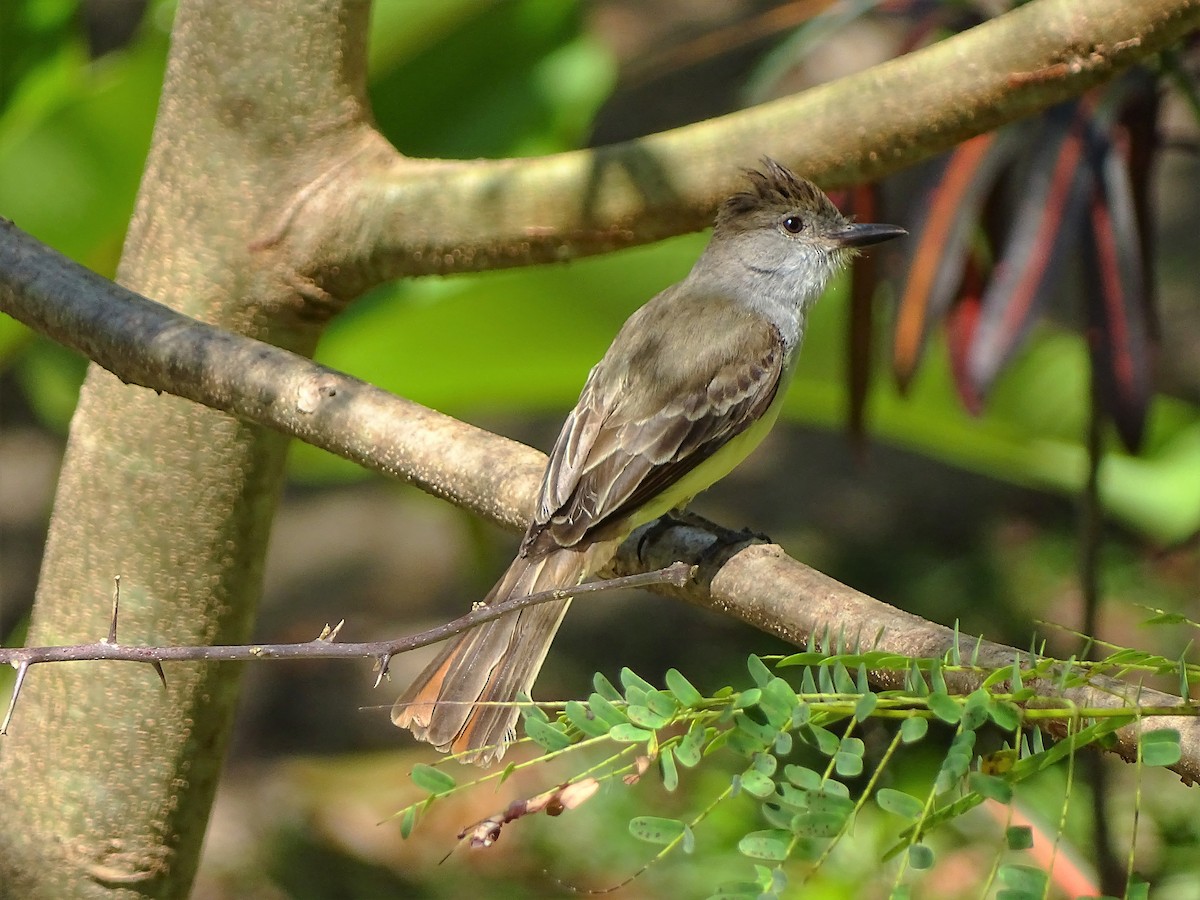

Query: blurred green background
[2,1,1198,897]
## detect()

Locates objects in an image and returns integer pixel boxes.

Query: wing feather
[522,293,785,556]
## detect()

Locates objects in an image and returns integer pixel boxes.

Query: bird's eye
[782,215,804,234]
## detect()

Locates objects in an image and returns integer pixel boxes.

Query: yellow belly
[624,384,790,532]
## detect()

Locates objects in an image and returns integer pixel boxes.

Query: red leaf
[967,101,1094,397]
[1083,131,1153,452]
[893,130,1019,390]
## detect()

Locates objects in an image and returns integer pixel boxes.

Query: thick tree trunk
[0,1,376,895]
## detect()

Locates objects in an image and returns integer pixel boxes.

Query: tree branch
[0,565,693,735]
[300,0,1200,282]
[3,218,1196,783]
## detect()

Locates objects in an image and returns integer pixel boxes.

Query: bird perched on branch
[393,159,905,764]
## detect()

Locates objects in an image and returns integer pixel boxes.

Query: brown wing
[521,291,785,557]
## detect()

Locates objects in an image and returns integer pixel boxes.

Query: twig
[0,564,693,732]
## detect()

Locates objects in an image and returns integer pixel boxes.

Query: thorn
[315,619,345,642]
[106,575,121,644]
[149,659,167,689]
[1,662,29,735]
[373,653,393,689]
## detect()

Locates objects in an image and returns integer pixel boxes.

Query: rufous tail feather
[392,540,615,765]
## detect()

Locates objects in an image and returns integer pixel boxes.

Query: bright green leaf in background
[3,1,1199,543]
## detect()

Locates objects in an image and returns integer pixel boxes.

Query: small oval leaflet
[409,763,456,794]
[524,716,573,752]
[737,828,792,861]
[1140,728,1182,767]
[900,717,928,743]
[626,704,671,729]
[738,769,776,799]
[665,667,704,707]
[926,692,962,724]
[875,787,923,820]
[660,746,679,791]
[609,723,655,743]
[629,815,685,845]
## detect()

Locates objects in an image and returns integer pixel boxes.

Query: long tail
[392,541,614,765]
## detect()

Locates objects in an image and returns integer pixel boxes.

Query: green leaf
[818,779,850,800]
[875,788,923,820]
[588,693,628,727]
[565,700,610,738]
[817,664,835,695]
[1140,728,1182,766]
[593,672,623,702]
[1030,727,1046,754]
[775,783,809,811]
[759,678,798,727]
[778,652,825,667]
[727,728,769,758]
[908,843,934,869]
[737,829,792,861]
[927,692,962,724]
[524,716,572,751]
[791,702,811,727]
[609,723,654,743]
[739,769,777,799]
[629,816,685,845]
[961,689,991,731]
[807,790,854,817]
[646,689,679,718]
[832,662,856,694]
[784,765,821,791]
[733,688,763,710]
[665,668,704,707]
[751,752,778,776]
[790,812,844,838]
[761,802,793,831]
[747,653,773,687]
[856,665,870,693]
[929,660,948,694]
[674,722,706,767]
[409,763,456,794]
[660,746,679,791]
[626,704,671,729]
[517,693,548,722]
[709,882,762,899]
[968,772,1013,803]
[620,666,656,696]
[624,684,648,707]
[734,711,779,744]
[987,699,1021,731]
[1144,611,1188,625]
[834,751,863,778]
[854,691,878,722]
[900,716,929,743]
[998,864,1047,894]
[839,737,865,757]
[799,724,840,756]
[1005,825,1034,850]
[399,805,417,839]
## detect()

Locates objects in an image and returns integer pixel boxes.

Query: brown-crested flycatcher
[393,159,905,764]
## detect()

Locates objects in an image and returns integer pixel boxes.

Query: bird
[393,159,905,764]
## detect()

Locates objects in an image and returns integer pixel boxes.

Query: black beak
[831,222,907,248]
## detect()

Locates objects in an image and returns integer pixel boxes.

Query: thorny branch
[0,564,695,735]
